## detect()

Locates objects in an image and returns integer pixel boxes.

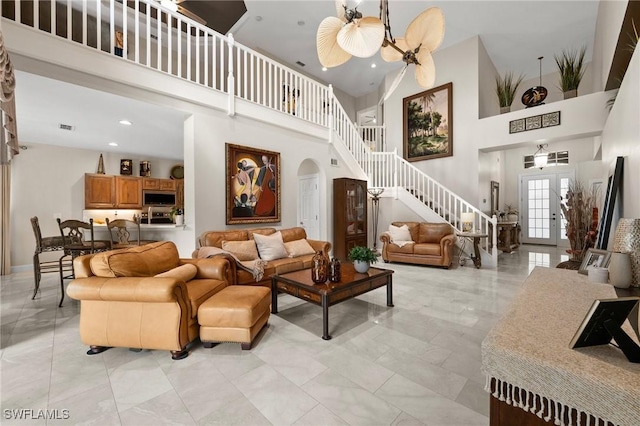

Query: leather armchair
[380,221,455,268]
[67,241,232,360]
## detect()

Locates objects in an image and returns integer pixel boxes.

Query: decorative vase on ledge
[563,89,577,99]
[500,106,511,114]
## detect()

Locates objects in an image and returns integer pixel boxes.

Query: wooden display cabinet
[333,178,368,261]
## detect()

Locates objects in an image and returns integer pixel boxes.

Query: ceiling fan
[317,0,445,101]
[157,0,207,26]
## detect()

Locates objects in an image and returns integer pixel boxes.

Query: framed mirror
[491,181,500,216]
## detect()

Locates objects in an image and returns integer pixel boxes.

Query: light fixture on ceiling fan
[159,0,207,26]
[316,0,445,98]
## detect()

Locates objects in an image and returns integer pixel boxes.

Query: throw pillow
[155,263,198,282]
[253,231,289,261]
[284,239,316,257]
[221,240,259,261]
[389,224,412,242]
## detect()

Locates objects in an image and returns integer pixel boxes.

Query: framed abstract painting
[403,82,453,162]
[226,143,281,224]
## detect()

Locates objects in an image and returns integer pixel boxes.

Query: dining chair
[56,218,109,307]
[30,217,73,300]
[105,217,157,249]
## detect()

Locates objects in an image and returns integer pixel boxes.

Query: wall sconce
[533,144,549,169]
[461,212,475,232]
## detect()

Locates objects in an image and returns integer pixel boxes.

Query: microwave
[143,190,176,207]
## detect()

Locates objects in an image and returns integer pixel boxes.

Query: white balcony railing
[1,0,497,265]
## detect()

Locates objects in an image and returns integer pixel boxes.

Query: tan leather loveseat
[380,221,455,268]
[67,241,232,360]
[194,227,331,287]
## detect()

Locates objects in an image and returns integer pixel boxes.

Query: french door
[520,171,573,246]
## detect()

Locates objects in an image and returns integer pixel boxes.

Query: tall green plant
[555,46,586,92]
[495,72,525,108]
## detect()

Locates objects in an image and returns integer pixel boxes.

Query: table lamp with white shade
[461,212,475,232]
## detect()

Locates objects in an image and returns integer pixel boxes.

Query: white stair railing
[2,0,497,264]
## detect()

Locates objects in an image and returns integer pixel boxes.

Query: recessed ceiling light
[298,20,305,26]
[255,15,262,22]
[322,67,327,72]
[371,63,377,68]
[108,142,118,147]
[119,120,132,126]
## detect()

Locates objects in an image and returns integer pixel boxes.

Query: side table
[457,232,488,269]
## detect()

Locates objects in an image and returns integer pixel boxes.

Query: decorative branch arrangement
[560,180,600,262]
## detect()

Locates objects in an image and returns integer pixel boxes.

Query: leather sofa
[194,227,331,287]
[66,241,233,360]
[380,221,455,268]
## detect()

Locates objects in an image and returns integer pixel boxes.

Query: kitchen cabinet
[333,178,368,261]
[115,176,143,208]
[85,174,142,209]
[175,180,184,209]
[85,173,116,208]
[143,178,176,191]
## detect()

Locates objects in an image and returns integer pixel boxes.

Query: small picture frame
[120,159,132,175]
[578,248,611,275]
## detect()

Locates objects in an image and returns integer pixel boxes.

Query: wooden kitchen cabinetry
[142,177,176,191]
[85,173,116,208]
[175,180,184,209]
[115,176,143,208]
[84,174,142,209]
[333,178,368,261]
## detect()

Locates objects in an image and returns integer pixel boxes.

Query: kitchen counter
[92,223,186,230]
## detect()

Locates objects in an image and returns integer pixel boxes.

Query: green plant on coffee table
[348,246,379,263]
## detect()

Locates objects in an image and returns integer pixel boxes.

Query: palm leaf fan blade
[379,65,409,104]
[317,16,352,67]
[414,48,435,88]
[405,7,445,53]
[381,38,408,62]
[337,17,385,58]
[334,0,347,22]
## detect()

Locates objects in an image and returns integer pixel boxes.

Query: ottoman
[198,285,271,350]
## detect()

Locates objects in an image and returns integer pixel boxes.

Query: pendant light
[521,56,548,108]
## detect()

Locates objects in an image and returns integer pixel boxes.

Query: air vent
[58,123,74,131]
[330,158,338,166]
[150,34,158,40]
[295,61,306,67]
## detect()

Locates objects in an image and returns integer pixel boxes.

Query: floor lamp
[368,187,384,251]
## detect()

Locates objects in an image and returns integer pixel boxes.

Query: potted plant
[554,46,586,99]
[495,71,525,114]
[170,206,184,225]
[348,246,379,273]
[504,204,519,222]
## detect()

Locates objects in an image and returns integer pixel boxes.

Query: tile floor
[0,245,568,425]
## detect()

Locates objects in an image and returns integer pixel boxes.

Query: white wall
[601,44,640,220]
[10,143,182,268]
[186,107,354,251]
[592,0,629,92]
[384,36,482,207]
[478,37,498,119]
[499,137,604,210]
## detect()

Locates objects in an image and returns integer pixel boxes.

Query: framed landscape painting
[403,82,453,162]
[226,143,281,224]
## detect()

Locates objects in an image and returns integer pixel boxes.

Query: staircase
[2,0,497,267]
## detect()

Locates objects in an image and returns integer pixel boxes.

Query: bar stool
[105,217,156,249]
[57,218,109,307]
[30,217,73,300]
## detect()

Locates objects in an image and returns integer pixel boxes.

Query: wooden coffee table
[271,263,394,340]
